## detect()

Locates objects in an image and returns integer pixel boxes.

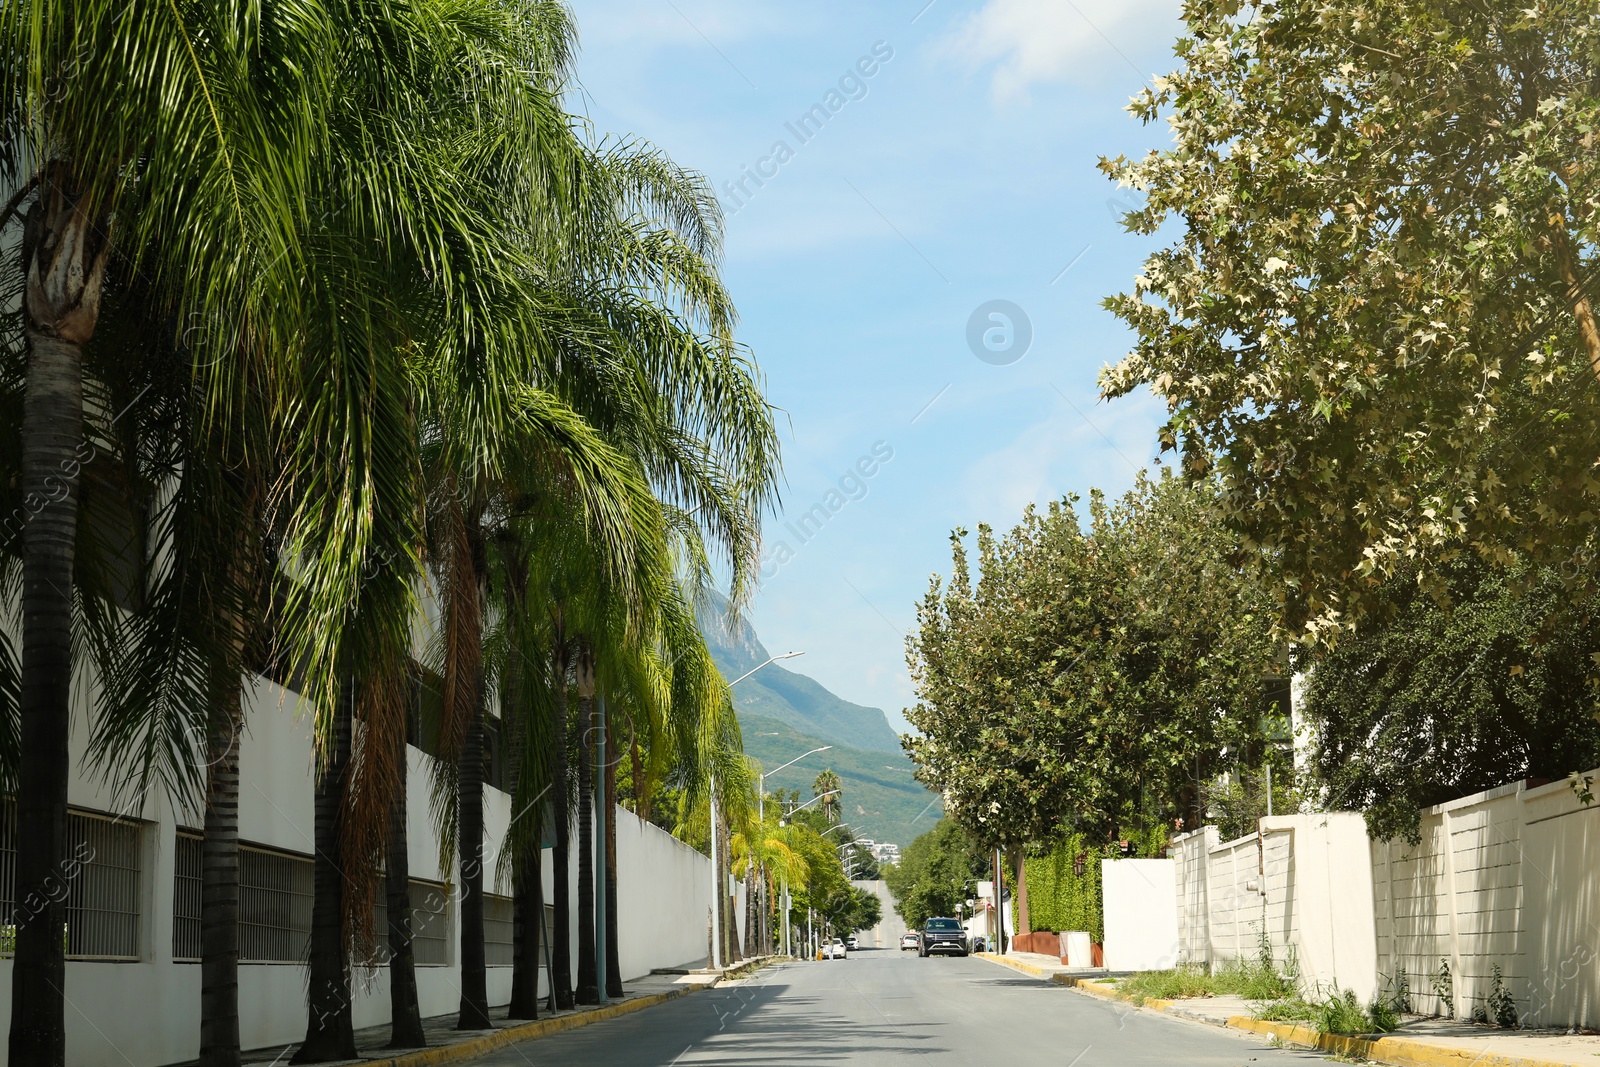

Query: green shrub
[1119,929,1296,1004]
[1487,964,1518,1029]
[1253,996,1318,1022]
[1317,988,1373,1035]
[1431,958,1454,1018]
[1367,994,1400,1033]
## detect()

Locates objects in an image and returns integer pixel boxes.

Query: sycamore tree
[1100,0,1600,634]
[904,470,1280,845]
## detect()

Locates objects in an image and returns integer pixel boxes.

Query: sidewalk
[977,949,1106,981]
[171,956,781,1067]
[977,956,1600,1067]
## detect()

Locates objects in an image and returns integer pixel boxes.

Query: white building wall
[0,668,713,1066]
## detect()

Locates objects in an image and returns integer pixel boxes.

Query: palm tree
[813,770,843,825]
[0,9,338,1060]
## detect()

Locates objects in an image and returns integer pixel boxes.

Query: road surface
[849,879,907,949]
[480,951,1333,1066]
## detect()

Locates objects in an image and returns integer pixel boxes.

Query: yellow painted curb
[1062,978,1578,1067]
[973,953,1049,978]
[1227,1017,1574,1067]
[364,988,694,1067]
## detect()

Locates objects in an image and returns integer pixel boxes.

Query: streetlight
[727,651,804,688]
[757,741,828,958]
[709,651,804,970]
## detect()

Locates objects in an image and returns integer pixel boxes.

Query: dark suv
[918,917,969,957]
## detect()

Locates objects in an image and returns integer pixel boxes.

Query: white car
[846,936,860,951]
[822,937,848,960]
[899,932,920,951]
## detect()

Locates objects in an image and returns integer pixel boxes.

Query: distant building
[865,840,901,866]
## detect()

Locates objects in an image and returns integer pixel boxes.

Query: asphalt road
[479,950,1334,1067]
[849,880,907,950]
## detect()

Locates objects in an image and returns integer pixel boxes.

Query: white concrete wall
[1171,826,1219,964]
[0,667,713,1066]
[1203,831,1267,966]
[614,805,712,977]
[1171,773,1600,1027]
[1102,859,1179,972]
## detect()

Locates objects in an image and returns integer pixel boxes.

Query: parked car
[823,937,848,960]
[918,917,969,957]
[846,936,860,950]
[899,932,920,951]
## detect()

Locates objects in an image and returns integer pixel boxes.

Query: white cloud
[947,0,1181,101]
[957,386,1163,523]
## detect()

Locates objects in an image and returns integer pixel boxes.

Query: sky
[568,0,1185,735]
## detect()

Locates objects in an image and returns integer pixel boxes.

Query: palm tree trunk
[744,876,757,958]
[574,687,598,1005]
[549,641,574,1010]
[384,733,425,1049]
[508,842,541,1018]
[456,695,490,1029]
[200,684,245,1067]
[603,742,622,998]
[719,809,740,965]
[293,690,357,1063]
[10,177,106,1067]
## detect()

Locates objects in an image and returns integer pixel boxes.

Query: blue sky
[569,0,1184,735]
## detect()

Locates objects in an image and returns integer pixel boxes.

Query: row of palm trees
[0,3,779,1066]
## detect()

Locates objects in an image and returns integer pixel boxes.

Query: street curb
[1063,979,1576,1067]
[1226,1017,1567,1067]
[974,953,1050,978]
[361,988,697,1067]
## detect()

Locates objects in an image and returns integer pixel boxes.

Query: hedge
[1014,826,1169,942]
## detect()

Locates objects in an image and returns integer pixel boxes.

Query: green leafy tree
[904,471,1280,847]
[1099,0,1600,634]
[1300,559,1600,842]
[884,819,987,929]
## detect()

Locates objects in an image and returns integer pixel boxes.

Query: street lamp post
[710,651,804,970]
[760,743,831,958]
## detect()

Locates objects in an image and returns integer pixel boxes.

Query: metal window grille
[239,846,313,963]
[410,880,451,966]
[0,801,143,961]
[67,811,143,960]
[372,879,451,967]
[0,797,13,955]
[172,831,202,961]
[484,894,514,966]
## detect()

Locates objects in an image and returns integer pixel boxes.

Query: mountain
[739,714,942,849]
[699,595,942,848]
[698,595,900,752]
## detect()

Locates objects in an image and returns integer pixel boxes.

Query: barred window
[172,831,202,961]
[239,846,313,963]
[372,879,451,967]
[68,811,142,960]
[0,801,143,961]
[484,894,513,966]
[410,880,451,966]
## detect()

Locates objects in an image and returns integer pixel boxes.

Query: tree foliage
[1299,559,1600,841]
[903,471,1281,845]
[1100,0,1600,634]
[883,818,988,929]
